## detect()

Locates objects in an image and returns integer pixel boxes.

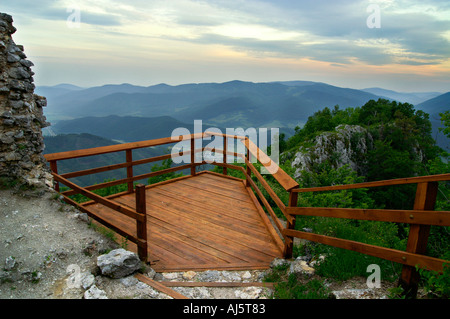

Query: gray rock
[270,258,289,268]
[97,248,141,279]
[120,275,139,287]
[5,256,16,270]
[80,272,95,289]
[84,285,108,299]
[197,270,220,282]
[288,258,315,276]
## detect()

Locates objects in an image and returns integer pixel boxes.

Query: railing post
[49,160,59,192]
[190,138,196,176]
[135,184,148,262]
[398,181,438,298]
[284,189,298,259]
[126,149,133,193]
[245,147,251,187]
[223,136,228,176]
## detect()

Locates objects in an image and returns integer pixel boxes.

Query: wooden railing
[44,131,450,298]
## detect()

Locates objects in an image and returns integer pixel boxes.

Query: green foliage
[417,260,450,299]
[439,111,450,139]
[275,98,449,295]
[273,274,332,299]
[147,158,184,184]
[264,265,333,299]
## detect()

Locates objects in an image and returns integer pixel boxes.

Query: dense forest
[266,99,449,297]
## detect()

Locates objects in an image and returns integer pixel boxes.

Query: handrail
[240,137,299,191]
[44,133,204,161]
[292,173,450,192]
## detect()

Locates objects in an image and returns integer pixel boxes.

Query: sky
[2,0,450,92]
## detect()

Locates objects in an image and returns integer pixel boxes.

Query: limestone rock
[288,258,315,276]
[84,285,108,299]
[96,248,141,279]
[292,124,373,178]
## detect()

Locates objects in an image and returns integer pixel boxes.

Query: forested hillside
[265,99,449,293]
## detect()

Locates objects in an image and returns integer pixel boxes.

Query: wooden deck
[83,171,284,272]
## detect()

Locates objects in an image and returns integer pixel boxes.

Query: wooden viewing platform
[84,171,283,271]
[44,131,450,298]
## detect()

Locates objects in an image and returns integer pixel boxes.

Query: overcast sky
[2,0,450,92]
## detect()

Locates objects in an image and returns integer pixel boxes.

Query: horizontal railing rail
[44,131,449,298]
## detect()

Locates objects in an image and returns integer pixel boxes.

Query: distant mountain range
[37,80,449,150]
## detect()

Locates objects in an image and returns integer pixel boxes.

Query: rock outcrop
[291,124,373,178]
[0,12,51,188]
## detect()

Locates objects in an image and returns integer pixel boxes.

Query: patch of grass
[264,264,333,299]
[0,177,19,189]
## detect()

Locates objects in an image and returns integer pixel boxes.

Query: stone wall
[0,12,52,187]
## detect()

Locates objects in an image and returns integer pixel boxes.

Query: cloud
[2,0,122,26]
[2,0,449,91]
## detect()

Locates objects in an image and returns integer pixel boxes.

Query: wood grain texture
[84,172,283,271]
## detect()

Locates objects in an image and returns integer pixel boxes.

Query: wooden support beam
[49,161,59,192]
[190,138,196,176]
[284,190,298,259]
[223,136,227,176]
[135,184,148,262]
[134,273,189,299]
[126,149,133,193]
[399,182,438,298]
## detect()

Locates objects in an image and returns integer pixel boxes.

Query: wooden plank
[150,224,229,264]
[194,172,247,189]
[44,133,204,161]
[245,185,285,254]
[62,163,192,196]
[245,169,294,226]
[49,161,59,192]
[61,153,184,179]
[162,281,275,288]
[151,189,264,230]
[197,170,246,183]
[61,195,142,246]
[400,182,439,298]
[175,178,253,204]
[152,183,264,223]
[126,150,133,193]
[53,173,145,222]
[148,216,266,264]
[145,192,281,257]
[286,207,450,226]
[283,228,448,273]
[147,203,279,262]
[152,263,271,272]
[284,191,298,259]
[240,138,299,191]
[135,184,148,261]
[145,190,277,241]
[293,173,450,193]
[245,157,287,215]
[134,273,189,299]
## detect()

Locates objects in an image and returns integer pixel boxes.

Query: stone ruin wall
[0,13,52,188]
